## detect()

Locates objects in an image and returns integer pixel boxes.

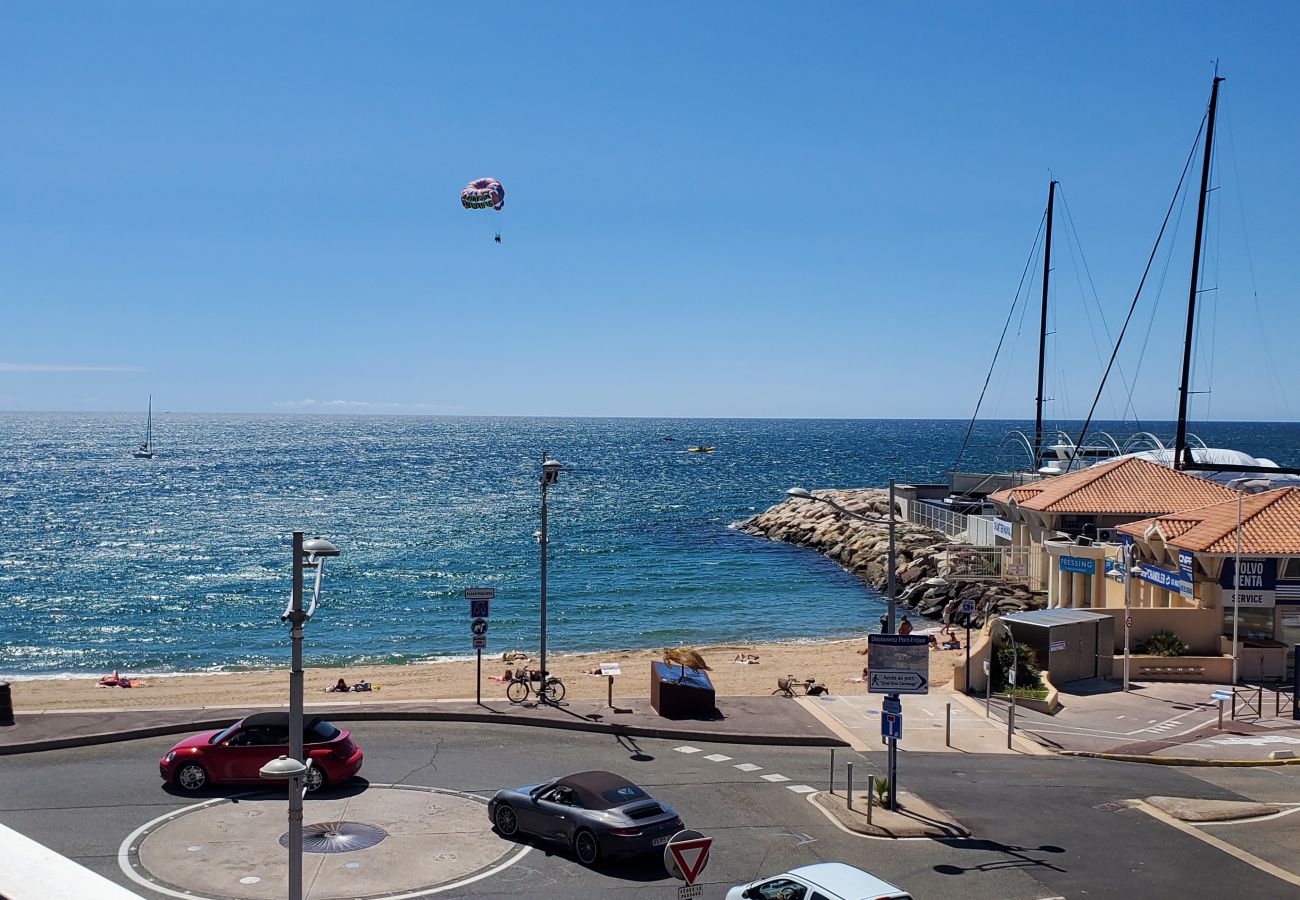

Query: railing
[907,501,968,539]
[940,545,1047,592]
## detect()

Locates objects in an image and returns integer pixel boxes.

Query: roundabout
[118,784,530,900]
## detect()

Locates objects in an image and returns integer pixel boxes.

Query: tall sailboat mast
[1033,179,1057,467]
[145,394,152,450]
[1173,75,1223,471]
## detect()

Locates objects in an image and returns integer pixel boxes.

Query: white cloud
[0,363,141,373]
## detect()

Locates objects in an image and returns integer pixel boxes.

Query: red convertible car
[159,712,363,792]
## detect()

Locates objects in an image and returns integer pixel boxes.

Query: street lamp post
[787,483,904,809]
[262,532,339,900]
[1231,479,1273,686]
[1123,541,1133,693]
[990,617,1018,749]
[539,456,561,699]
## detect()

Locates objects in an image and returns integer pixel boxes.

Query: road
[1,720,1298,898]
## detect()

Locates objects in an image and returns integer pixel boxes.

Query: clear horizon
[3,2,1298,421]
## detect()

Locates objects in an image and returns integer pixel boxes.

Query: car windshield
[600,784,648,805]
[209,723,241,744]
[307,720,340,742]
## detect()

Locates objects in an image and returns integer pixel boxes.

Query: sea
[1,414,1296,679]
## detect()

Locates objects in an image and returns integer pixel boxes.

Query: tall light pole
[1123,541,1133,693]
[261,532,339,900]
[787,484,904,809]
[539,456,561,698]
[1231,479,1273,686]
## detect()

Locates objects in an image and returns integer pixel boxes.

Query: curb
[1058,749,1300,767]
[0,708,850,756]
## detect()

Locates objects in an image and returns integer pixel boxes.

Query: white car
[727,862,913,900]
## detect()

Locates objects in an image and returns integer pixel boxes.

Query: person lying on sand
[97,670,141,688]
[327,678,349,693]
[733,654,760,664]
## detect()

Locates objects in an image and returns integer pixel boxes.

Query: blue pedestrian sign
[882,711,902,740]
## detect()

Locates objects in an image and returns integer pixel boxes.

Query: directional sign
[471,635,487,650]
[469,599,490,619]
[868,671,928,693]
[664,830,711,886]
[470,618,489,636]
[882,711,902,740]
[464,588,495,601]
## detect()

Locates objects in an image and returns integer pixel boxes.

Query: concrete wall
[1091,607,1223,655]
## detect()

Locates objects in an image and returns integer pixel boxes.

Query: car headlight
[165,751,176,763]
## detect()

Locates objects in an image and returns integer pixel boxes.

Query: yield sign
[665,832,712,885]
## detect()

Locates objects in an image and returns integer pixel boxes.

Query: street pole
[1233,491,1242,686]
[964,617,971,695]
[540,454,549,694]
[1123,542,1132,692]
[886,479,899,811]
[288,532,305,900]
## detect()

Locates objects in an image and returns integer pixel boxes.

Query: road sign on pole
[471,635,487,650]
[469,599,490,618]
[664,831,711,886]
[961,599,976,615]
[470,618,489,636]
[882,711,902,740]
[867,634,930,695]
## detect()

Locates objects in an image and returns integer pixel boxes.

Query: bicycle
[505,668,566,704]
[773,675,828,698]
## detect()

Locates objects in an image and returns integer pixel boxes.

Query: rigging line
[1067,111,1207,469]
[1126,164,1193,429]
[1191,132,1222,424]
[1057,185,1139,426]
[1058,202,1119,421]
[1224,104,1292,418]
[950,208,1048,473]
[990,229,1043,423]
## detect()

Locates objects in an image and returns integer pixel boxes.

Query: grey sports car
[488,770,684,866]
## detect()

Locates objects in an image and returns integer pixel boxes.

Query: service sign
[1059,556,1097,575]
[1220,557,1277,608]
[993,518,1014,541]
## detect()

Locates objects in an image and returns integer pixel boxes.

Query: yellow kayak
[686,446,715,453]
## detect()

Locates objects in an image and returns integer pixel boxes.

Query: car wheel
[494,804,519,837]
[573,829,601,866]
[175,762,208,792]
[304,766,327,793]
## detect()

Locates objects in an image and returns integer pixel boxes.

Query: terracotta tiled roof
[990,457,1235,516]
[988,485,1045,506]
[1118,487,1300,554]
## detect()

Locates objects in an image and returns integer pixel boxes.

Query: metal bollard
[1008,698,1016,749]
[846,762,854,811]
[1218,698,1224,730]
[866,775,874,825]
[829,748,836,796]
[945,702,952,748]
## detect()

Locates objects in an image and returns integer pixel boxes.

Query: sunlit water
[1,414,1294,677]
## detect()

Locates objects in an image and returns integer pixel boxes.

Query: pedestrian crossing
[675,745,816,795]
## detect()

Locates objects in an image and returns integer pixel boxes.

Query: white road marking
[675,746,702,754]
[735,763,762,772]
[703,753,732,762]
[787,785,818,794]
[761,773,791,783]
[1134,800,1300,888]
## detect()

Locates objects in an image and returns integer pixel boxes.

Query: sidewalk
[0,694,847,756]
[997,678,1300,765]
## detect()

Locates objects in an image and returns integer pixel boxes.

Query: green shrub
[1137,630,1189,657]
[872,776,890,807]
[992,641,1042,693]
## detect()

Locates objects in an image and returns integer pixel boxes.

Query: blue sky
[2,2,1298,420]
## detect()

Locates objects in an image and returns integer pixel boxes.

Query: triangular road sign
[668,836,712,885]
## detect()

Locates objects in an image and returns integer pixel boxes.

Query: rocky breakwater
[736,488,1042,626]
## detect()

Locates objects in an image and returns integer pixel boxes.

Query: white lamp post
[268,533,340,900]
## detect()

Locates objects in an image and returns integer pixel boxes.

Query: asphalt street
[0,720,1297,898]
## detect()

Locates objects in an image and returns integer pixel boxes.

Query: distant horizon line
[0,409,1295,426]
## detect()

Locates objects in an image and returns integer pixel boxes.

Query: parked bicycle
[505,668,566,704]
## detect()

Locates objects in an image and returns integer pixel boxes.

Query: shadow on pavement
[489,829,671,883]
[932,838,1066,876]
[161,776,372,801]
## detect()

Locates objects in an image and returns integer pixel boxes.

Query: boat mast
[1174,75,1223,470]
[1033,179,1057,468]
[146,395,152,449]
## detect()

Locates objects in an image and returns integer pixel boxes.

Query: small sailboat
[133,395,154,459]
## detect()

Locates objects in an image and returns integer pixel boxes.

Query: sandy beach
[10,637,964,711]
